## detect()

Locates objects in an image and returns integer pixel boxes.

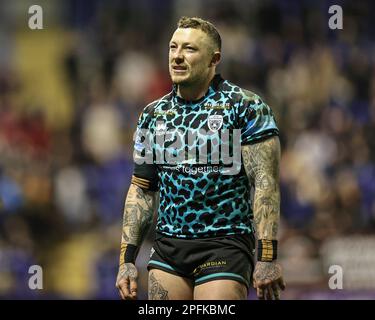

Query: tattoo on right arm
[118,263,138,283]
[120,184,157,267]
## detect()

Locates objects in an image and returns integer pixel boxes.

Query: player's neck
[177,73,215,102]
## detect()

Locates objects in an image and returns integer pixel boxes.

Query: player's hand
[116,263,138,300]
[253,261,286,300]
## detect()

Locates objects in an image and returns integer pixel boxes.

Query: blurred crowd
[0,0,374,299]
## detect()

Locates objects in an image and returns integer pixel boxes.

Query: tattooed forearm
[242,136,281,240]
[121,184,157,247]
[148,273,169,300]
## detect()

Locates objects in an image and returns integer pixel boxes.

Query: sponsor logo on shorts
[193,260,227,275]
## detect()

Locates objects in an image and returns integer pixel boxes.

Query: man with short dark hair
[116,16,285,300]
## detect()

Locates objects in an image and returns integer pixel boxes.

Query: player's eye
[186,46,196,51]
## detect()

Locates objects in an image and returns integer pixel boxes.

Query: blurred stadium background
[0,0,374,299]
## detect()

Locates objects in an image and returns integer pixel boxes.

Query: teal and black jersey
[132,74,279,239]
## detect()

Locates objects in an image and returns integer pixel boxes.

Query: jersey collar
[172,74,223,105]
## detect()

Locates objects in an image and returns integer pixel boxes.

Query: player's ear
[210,51,221,67]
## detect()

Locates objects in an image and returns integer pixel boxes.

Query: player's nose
[172,48,184,62]
[174,55,184,64]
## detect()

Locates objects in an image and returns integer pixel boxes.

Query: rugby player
[116,16,285,300]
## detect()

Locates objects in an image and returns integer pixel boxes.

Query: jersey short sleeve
[131,106,159,191]
[237,93,279,145]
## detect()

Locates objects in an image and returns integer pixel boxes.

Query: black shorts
[147,232,255,291]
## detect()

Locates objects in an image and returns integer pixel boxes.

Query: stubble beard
[170,69,206,88]
[170,70,191,86]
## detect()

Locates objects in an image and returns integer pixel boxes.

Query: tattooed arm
[116,183,158,300]
[242,136,286,300]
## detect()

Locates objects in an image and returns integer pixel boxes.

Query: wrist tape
[120,243,139,265]
[257,239,278,262]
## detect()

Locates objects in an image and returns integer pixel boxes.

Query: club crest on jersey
[208,115,223,131]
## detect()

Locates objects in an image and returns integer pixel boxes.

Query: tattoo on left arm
[243,137,285,298]
[242,136,281,240]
